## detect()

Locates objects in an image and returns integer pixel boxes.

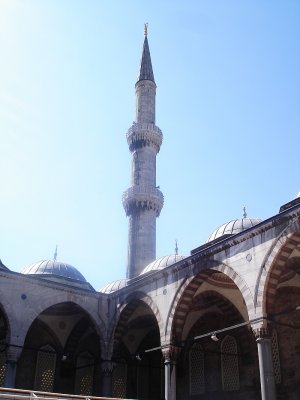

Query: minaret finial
[243,205,247,219]
[175,240,178,255]
[53,245,58,261]
[144,23,148,37]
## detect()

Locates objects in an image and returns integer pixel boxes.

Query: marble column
[4,345,22,388]
[100,360,114,397]
[254,327,276,400]
[162,345,181,400]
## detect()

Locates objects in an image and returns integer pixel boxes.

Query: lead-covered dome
[22,260,86,282]
[99,279,128,294]
[207,218,262,243]
[140,254,186,275]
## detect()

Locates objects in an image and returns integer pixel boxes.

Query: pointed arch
[107,291,163,358]
[165,263,252,344]
[254,217,300,316]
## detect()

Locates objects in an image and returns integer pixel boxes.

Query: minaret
[123,25,164,279]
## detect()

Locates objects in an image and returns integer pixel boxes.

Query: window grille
[34,345,56,392]
[112,360,127,398]
[75,352,94,395]
[271,329,281,384]
[189,342,205,395]
[221,336,239,391]
[0,342,6,386]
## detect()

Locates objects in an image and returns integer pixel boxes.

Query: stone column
[162,345,181,400]
[254,327,276,400]
[100,360,114,397]
[4,345,22,388]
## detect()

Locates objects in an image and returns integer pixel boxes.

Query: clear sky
[0,0,299,290]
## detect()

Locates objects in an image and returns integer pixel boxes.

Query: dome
[0,260,9,271]
[140,254,186,275]
[99,279,128,294]
[22,260,86,282]
[207,218,262,243]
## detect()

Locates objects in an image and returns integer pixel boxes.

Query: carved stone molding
[162,345,181,363]
[6,345,22,362]
[100,360,114,375]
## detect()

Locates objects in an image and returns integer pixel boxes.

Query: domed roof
[99,279,128,294]
[22,260,86,282]
[207,218,262,243]
[140,254,186,275]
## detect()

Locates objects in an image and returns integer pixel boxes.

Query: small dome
[140,254,186,275]
[207,218,262,243]
[0,260,9,271]
[22,260,86,282]
[99,279,128,294]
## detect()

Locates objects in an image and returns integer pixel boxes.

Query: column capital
[162,345,181,363]
[100,360,114,375]
[252,322,273,340]
[6,345,22,363]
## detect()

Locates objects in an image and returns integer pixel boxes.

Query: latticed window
[75,352,94,395]
[112,360,127,398]
[189,342,205,395]
[34,345,56,392]
[221,335,239,391]
[0,342,6,386]
[271,329,281,384]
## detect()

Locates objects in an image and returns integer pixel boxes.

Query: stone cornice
[110,205,300,298]
[0,270,101,299]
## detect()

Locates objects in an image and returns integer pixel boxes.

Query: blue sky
[0,0,299,289]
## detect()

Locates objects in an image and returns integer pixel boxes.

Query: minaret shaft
[135,80,156,124]
[123,32,163,279]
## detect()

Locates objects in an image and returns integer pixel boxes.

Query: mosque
[0,27,300,400]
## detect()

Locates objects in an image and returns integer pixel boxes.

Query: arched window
[221,335,239,391]
[112,359,127,398]
[75,352,94,395]
[189,342,205,395]
[271,329,281,384]
[34,345,56,392]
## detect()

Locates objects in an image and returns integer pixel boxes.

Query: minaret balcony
[126,123,163,152]
[123,185,164,216]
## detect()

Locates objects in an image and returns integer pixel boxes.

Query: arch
[9,298,106,354]
[165,263,252,343]
[107,292,163,359]
[255,217,300,316]
[110,294,163,400]
[17,302,102,393]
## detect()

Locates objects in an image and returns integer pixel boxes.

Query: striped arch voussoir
[112,292,163,352]
[256,228,300,316]
[165,263,252,344]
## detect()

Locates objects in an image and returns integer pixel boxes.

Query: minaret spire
[123,27,164,278]
[138,24,155,83]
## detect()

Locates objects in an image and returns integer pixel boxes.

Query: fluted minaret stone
[123,28,164,279]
